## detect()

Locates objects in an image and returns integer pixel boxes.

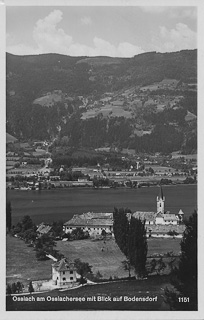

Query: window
[70,277,73,280]
[63,271,65,274]
[63,277,66,281]
[70,270,73,274]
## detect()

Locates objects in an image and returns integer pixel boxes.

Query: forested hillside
[6,50,197,154]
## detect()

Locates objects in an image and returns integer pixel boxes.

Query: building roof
[52,258,75,272]
[156,212,163,218]
[37,223,52,234]
[6,132,18,144]
[64,212,113,227]
[146,224,185,234]
[163,214,178,221]
[178,209,184,215]
[133,211,155,221]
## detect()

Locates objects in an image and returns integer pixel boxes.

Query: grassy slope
[6,235,53,285]
[7,235,181,284]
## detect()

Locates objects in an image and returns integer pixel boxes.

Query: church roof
[163,214,177,221]
[158,186,164,199]
[156,212,163,218]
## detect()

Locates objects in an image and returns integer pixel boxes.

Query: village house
[36,222,52,237]
[52,258,77,286]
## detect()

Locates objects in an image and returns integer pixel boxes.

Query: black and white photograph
[4,0,202,318]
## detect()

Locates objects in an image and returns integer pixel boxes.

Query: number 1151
[178,297,189,303]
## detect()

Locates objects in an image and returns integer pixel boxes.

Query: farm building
[63,212,113,236]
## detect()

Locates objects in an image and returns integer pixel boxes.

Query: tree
[122,259,132,278]
[113,208,148,278]
[28,281,34,294]
[6,201,12,232]
[74,258,92,284]
[164,211,197,310]
[113,207,131,258]
[71,227,89,240]
[35,233,57,260]
[52,220,64,238]
[149,258,157,274]
[95,270,103,280]
[156,258,166,275]
[16,281,24,293]
[101,229,107,240]
[128,216,148,278]
[6,284,12,295]
[11,282,17,294]
[21,215,34,232]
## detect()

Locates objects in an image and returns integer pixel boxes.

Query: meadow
[6,235,181,284]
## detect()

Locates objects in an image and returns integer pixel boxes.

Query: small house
[52,258,77,286]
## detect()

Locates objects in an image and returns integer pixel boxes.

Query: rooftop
[52,258,75,272]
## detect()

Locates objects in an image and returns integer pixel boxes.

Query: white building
[52,258,77,286]
[63,212,113,236]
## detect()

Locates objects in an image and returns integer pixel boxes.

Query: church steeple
[159,185,164,200]
[157,186,165,214]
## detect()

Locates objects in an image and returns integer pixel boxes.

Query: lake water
[7,185,197,225]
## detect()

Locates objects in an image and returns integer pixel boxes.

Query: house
[52,258,77,286]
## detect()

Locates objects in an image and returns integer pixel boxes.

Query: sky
[6,5,197,57]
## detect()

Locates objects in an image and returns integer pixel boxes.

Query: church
[132,186,184,226]
[63,187,185,238]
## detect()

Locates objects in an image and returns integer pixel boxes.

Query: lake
[7,185,197,225]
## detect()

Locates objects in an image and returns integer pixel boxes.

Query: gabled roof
[52,258,75,272]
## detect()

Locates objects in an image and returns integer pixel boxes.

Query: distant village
[6,131,197,191]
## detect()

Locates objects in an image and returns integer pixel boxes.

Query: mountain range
[6,49,197,154]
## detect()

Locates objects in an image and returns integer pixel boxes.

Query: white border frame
[2,0,204,319]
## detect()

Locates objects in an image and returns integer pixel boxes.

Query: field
[6,235,53,285]
[57,238,181,278]
[7,235,181,285]
[81,105,132,120]
[7,185,197,225]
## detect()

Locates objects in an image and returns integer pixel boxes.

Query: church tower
[157,186,165,214]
